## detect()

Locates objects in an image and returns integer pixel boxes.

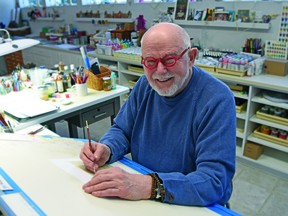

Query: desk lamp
[0,28,40,56]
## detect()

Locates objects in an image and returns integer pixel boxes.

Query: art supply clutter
[70,66,88,84]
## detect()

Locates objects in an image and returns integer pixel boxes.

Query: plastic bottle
[62,74,68,92]
[63,65,71,89]
[217,58,223,68]
[56,73,64,93]
[222,58,228,69]
[70,64,76,86]
[110,72,117,90]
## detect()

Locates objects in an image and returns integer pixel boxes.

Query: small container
[260,125,270,135]
[260,106,269,114]
[37,85,49,100]
[278,130,287,140]
[45,83,55,96]
[270,128,279,137]
[279,108,286,118]
[268,107,275,115]
[103,77,112,91]
[274,108,282,117]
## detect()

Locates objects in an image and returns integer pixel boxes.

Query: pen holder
[86,66,111,91]
[76,82,88,97]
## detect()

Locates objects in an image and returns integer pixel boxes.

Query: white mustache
[152,74,174,81]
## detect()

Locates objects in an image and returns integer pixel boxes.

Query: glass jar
[103,77,112,91]
[37,85,49,100]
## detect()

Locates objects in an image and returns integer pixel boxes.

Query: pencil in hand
[86,120,93,151]
[86,120,96,173]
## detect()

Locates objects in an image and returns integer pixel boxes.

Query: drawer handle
[93,112,107,119]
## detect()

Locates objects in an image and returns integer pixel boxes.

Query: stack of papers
[3,99,58,121]
[1,90,58,121]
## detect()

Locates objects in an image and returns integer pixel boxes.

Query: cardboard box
[244,142,264,160]
[264,59,288,76]
[110,30,132,40]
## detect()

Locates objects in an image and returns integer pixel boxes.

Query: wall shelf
[36,17,64,22]
[174,20,270,30]
[74,18,134,23]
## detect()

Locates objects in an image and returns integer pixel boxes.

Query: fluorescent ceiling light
[0,29,40,56]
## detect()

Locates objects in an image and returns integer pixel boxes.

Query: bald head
[141,23,191,49]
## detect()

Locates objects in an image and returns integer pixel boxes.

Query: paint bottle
[270,128,279,137]
[222,58,228,69]
[56,73,64,93]
[260,125,270,135]
[279,130,287,140]
[110,72,117,90]
[218,58,223,68]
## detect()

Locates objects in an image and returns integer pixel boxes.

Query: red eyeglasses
[141,48,190,70]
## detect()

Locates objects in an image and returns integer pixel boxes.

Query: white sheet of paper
[0,175,13,191]
[51,158,140,184]
[0,193,39,216]
[51,158,93,183]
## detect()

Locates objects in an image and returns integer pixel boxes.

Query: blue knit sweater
[100,66,236,206]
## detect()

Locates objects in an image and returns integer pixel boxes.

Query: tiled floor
[230,161,288,216]
[55,119,288,216]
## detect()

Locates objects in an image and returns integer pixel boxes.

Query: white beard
[150,70,191,97]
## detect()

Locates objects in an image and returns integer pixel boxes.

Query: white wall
[0,0,15,27]
[0,0,15,75]
[20,0,284,52]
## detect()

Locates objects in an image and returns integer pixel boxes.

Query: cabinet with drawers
[66,98,120,138]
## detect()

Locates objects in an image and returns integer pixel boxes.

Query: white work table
[0,85,129,137]
[0,134,239,216]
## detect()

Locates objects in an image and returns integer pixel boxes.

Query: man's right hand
[80,142,111,173]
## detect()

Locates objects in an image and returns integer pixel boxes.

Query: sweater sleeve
[99,76,146,163]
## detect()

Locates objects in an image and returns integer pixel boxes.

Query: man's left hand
[83,167,152,200]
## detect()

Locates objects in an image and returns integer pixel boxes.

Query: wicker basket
[86,66,111,90]
[4,51,23,73]
[7,26,31,36]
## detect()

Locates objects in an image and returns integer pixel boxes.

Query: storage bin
[86,66,111,91]
[244,142,264,160]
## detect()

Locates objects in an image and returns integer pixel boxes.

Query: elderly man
[80,22,236,206]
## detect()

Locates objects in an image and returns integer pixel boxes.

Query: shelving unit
[173,0,270,31]
[174,20,270,30]
[74,18,134,23]
[93,53,288,178]
[36,17,64,22]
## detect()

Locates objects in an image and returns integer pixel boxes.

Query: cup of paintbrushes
[75,82,88,97]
